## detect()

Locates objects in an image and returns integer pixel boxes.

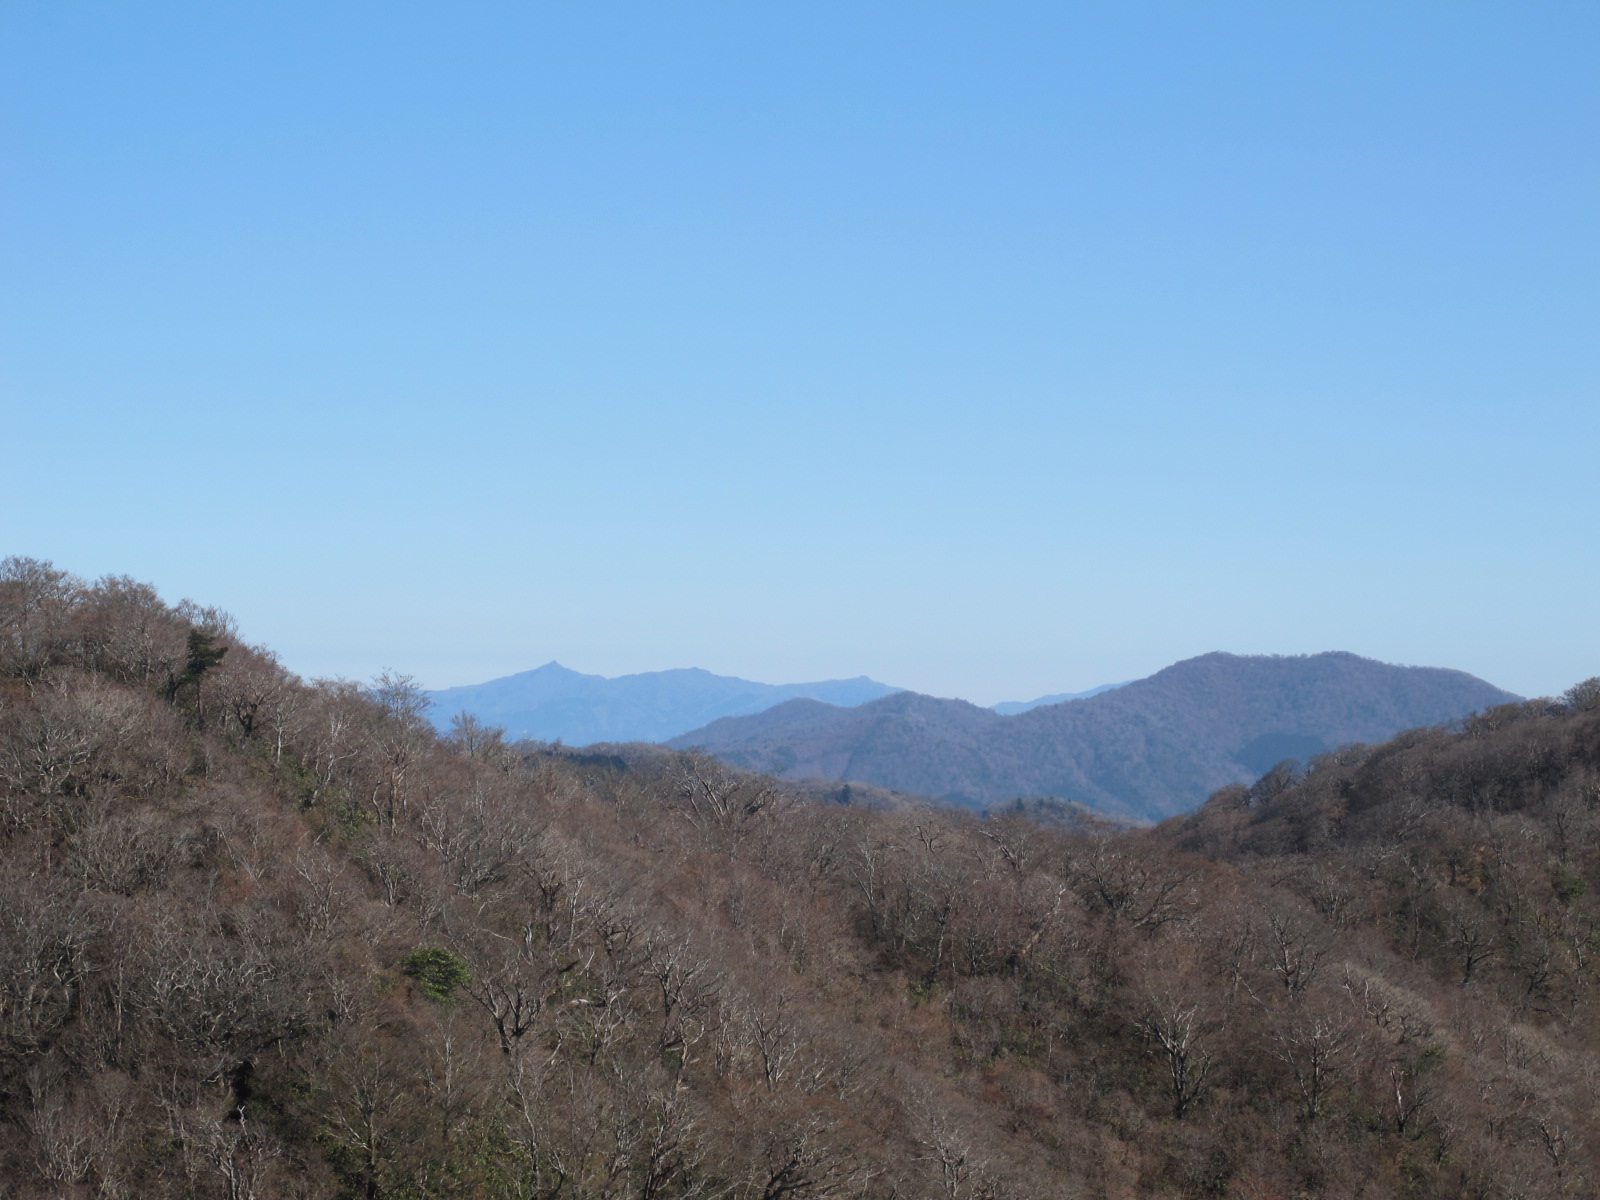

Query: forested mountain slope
[3,557,1596,1200]
[670,651,1519,819]
[428,661,899,744]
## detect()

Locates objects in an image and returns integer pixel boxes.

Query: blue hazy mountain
[992,682,1130,715]
[668,652,1521,821]
[427,662,901,745]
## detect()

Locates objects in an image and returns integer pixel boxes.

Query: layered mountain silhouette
[427,661,900,744]
[992,681,1128,714]
[667,652,1520,820]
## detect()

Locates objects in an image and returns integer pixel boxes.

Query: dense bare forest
[2,557,1597,1199]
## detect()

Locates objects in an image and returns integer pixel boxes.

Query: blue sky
[3,2,1596,704]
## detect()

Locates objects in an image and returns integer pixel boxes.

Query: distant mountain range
[430,663,1138,745]
[992,681,1129,714]
[426,662,901,744]
[666,652,1520,821]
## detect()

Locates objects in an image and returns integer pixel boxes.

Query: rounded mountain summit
[664,652,1519,821]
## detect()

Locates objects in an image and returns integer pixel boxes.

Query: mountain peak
[428,665,901,744]
[666,653,1519,820]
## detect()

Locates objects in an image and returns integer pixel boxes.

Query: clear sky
[3,2,1596,704]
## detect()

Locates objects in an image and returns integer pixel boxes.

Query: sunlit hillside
[3,557,1598,1199]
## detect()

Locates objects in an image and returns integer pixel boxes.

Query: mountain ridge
[992,681,1128,714]
[668,651,1520,819]
[427,660,901,744]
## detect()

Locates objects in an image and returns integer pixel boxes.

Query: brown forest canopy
[1,555,1597,1200]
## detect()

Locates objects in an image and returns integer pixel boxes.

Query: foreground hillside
[2,558,1596,1200]
[428,662,899,744]
[670,652,1519,819]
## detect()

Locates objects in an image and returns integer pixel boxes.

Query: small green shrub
[402,947,471,1003]
[1551,866,1589,905]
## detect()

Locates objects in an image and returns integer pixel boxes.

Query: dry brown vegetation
[1,556,1597,1199]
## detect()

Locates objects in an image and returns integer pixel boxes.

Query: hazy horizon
[432,649,1524,714]
[5,3,1594,704]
